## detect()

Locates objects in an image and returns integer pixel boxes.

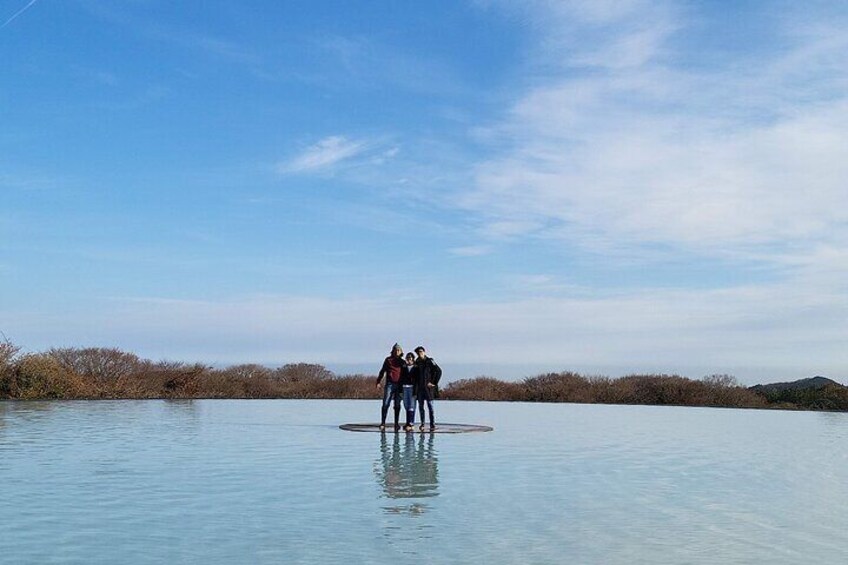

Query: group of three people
[376,344,442,432]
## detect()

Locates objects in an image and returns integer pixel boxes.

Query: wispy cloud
[9,279,845,381]
[448,245,493,257]
[277,136,370,174]
[1,0,39,29]
[463,2,848,272]
[314,35,471,97]
[76,2,259,66]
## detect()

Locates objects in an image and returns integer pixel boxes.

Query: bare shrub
[48,347,146,380]
[273,363,333,383]
[0,337,21,396]
[323,375,381,399]
[7,354,89,399]
[443,377,526,401]
[196,369,248,398]
[523,372,593,403]
[702,374,738,388]
[0,337,20,370]
[588,375,634,404]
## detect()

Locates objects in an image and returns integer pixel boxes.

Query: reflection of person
[402,352,416,431]
[413,346,441,431]
[375,343,408,432]
[375,432,439,515]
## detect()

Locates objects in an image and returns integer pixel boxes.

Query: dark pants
[417,385,435,427]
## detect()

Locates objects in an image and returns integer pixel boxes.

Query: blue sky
[3,0,848,383]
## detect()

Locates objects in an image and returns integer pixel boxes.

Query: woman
[402,352,417,431]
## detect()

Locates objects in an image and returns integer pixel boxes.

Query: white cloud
[278,136,368,173]
[464,3,848,268]
[448,245,492,257]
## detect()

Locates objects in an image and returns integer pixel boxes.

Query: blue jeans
[402,385,415,424]
[380,381,402,427]
[382,381,401,408]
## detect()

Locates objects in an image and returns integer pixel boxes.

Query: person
[412,346,441,431]
[402,352,417,432]
[376,343,408,432]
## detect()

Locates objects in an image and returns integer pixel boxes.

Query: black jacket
[412,357,441,398]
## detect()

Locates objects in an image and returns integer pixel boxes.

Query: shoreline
[2,343,846,411]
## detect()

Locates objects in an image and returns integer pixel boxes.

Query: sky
[2,0,847,384]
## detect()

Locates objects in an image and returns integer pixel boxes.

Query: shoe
[419,424,425,432]
[429,425,436,431]
[394,424,401,432]
[379,424,386,432]
[404,425,414,432]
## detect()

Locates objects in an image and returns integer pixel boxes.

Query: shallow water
[2,400,847,564]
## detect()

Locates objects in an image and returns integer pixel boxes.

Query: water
[2,400,847,564]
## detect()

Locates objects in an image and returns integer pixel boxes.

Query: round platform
[339,423,493,434]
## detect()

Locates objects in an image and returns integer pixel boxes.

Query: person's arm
[376,359,387,388]
[431,361,442,385]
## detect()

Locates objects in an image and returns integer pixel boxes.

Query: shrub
[443,377,526,401]
[523,372,593,403]
[6,353,88,399]
[273,363,333,382]
[0,338,21,396]
[48,347,146,381]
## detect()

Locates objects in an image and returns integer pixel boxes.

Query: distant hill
[749,376,841,394]
[749,376,848,411]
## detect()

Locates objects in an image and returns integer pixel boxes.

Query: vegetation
[0,339,845,411]
[443,373,768,408]
[0,340,378,400]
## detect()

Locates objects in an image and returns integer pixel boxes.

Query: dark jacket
[377,356,408,386]
[412,357,441,398]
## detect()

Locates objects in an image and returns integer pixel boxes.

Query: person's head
[415,346,426,359]
[391,343,403,357]
[405,352,415,365]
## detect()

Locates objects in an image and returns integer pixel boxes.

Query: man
[376,343,408,432]
[412,346,441,431]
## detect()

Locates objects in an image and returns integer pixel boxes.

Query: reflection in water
[375,432,439,516]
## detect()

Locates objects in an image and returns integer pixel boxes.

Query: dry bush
[587,375,634,404]
[273,363,334,383]
[0,337,20,370]
[0,338,21,396]
[195,368,251,398]
[325,375,381,399]
[699,374,766,408]
[616,375,707,406]
[6,353,89,399]
[443,377,526,401]
[48,347,147,381]
[523,372,594,403]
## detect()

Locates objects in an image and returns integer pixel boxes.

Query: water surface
[2,400,847,564]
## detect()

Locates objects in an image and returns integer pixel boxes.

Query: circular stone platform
[339,423,493,434]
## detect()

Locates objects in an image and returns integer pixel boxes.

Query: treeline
[444,374,770,408]
[444,374,848,410]
[1,341,846,410]
[0,342,378,400]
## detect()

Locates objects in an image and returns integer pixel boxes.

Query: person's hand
[427,383,434,388]
[376,381,382,390]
